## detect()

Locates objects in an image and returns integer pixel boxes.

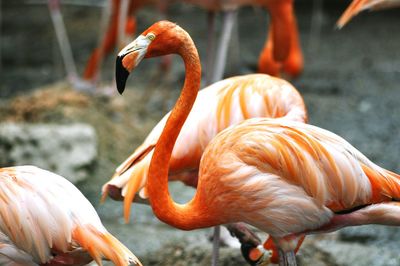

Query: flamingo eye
[147,33,156,41]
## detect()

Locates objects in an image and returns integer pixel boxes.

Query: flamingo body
[0,166,140,266]
[197,118,397,235]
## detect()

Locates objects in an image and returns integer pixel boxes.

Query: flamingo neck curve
[146,30,219,230]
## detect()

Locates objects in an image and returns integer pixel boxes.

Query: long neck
[147,33,218,230]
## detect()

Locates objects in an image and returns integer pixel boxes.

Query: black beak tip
[115,56,130,94]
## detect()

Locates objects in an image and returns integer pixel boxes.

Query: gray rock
[0,123,97,183]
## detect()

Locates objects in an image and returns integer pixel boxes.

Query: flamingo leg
[266,0,294,62]
[278,249,297,266]
[117,0,130,49]
[282,13,303,78]
[211,225,221,266]
[205,11,217,85]
[87,0,113,87]
[47,0,78,86]
[258,24,282,76]
[83,0,115,81]
[211,9,238,83]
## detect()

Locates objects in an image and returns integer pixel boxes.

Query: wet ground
[1,1,400,265]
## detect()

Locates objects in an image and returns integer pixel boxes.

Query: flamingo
[109,19,307,265]
[83,0,302,84]
[337,0,400,28]
[114,20,400,266]
[0,166,141,266]
[103,73,307,264]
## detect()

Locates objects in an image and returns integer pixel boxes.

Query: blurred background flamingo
[337,0,400,27]
[119,20,400,266]
[0,165,140,266]
[82,0,303,87]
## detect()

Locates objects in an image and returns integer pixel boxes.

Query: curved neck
[147,32,217,230]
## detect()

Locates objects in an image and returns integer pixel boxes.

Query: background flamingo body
[84,0,302,81]
[0,166,140,266]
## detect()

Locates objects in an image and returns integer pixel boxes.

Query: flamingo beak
[241,244,271,266]
[115,35,152,94]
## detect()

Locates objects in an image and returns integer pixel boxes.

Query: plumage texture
[102,74,307,220]
[337,0,400,28]
[0,166,140,266]
[197,118,400,236]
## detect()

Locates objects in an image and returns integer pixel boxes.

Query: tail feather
[72,225,141,266]
[361,164,400,203]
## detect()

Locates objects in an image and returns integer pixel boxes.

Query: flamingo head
[115,20,187,94]
[241,243,272,266]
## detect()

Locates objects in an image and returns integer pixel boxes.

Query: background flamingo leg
[47,0,79,87]
[282,14,303,78]
[266,0,294,62]
[258,24,282,76]
[205,11,217,85]
[211,9,238,83]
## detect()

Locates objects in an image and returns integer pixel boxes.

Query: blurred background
[0,0,400,265]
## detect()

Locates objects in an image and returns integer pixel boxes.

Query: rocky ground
[1,1,400,265]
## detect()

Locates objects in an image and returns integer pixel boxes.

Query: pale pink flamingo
[0,166,141,266]
[114,20,400,266]
[337,0,400,28]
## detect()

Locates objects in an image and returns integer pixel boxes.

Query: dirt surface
[1,1,400,265]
